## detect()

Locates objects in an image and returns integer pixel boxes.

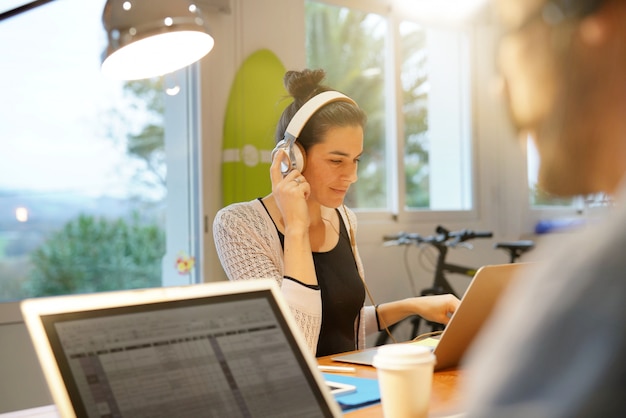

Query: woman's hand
[409,294,460,325]
[270,149,311,231]
[270,150,318,286]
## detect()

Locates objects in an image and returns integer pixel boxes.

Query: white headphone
[271,91,357,175]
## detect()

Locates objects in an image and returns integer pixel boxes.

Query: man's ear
[579,15,606,46]
[579,0,625,46]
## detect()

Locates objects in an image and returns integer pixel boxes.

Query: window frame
[162,66,204,287]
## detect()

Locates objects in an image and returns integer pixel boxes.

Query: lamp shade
[101,0,214,80]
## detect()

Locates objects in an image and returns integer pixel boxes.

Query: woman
[213,69,459,357]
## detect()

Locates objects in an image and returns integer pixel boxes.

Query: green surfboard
[221,49,288,206]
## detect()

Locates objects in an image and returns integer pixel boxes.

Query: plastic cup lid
[373,344,435,369]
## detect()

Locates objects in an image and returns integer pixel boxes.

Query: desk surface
[2,348,465,418]
[318,348,466,417]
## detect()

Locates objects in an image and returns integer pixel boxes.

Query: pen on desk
[318,365,357,373]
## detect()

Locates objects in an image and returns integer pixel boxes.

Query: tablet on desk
[325,381,357,396]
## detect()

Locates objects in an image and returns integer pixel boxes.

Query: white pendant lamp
[101,0,215,80]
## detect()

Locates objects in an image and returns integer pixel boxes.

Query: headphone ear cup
[271,140,286,162]
[271,139,306,174]
[271,140,291,174]
[292,141,306,172]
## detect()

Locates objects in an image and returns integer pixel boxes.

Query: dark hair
[274,69,367,152]
[547,0,606,19]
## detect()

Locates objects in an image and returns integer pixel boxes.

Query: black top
[310,213,365,357]
[259,200,365,357]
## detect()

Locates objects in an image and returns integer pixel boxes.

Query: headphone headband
[283,91,357,142]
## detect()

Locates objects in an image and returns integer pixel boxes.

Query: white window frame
[162,66,204,286]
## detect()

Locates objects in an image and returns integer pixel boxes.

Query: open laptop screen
[34,286,336,417]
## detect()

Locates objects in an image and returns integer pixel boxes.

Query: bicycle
[374,225,534,346]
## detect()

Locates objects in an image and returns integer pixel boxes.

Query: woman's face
[302,125,363,208]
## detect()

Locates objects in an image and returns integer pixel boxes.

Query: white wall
[200,0,307,284]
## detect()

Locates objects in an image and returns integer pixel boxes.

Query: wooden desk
[318,348,465,417]
[2,349,464,418]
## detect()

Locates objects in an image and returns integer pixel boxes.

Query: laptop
[20,279,343,418]
[332,263,529,371]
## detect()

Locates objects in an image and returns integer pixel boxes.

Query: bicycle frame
[423,243,477,298]
[376,226,491,344]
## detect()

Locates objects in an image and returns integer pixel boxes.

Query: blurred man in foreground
[464,0,626,416]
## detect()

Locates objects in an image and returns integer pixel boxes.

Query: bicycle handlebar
[383,225,493,247]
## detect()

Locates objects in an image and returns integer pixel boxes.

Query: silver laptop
[21,279,342,417]
[333,263,528,371]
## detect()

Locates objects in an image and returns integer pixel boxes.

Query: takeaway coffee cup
[373,344,436,418]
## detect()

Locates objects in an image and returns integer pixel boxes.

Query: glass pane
[400,20,430,208]
[404,26,472,211]
[0,0,198,301]
[305,1,387,209]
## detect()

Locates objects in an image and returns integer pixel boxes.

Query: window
[527,136,574,207]
[526,133,614,235]
[305,0,472,217]
[0,0,201,302]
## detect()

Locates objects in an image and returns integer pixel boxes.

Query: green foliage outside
[123,78,167,192]
[103,77,167,200]
[400,24,430,208]
[24,213,165,297]
[0,40,171,301]
[16,77,169,300]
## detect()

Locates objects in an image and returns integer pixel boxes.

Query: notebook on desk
[333,263,529,371]
[20,279,343,418]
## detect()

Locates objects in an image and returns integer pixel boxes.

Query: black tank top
[310,213,365,357]
[260,201,365,357]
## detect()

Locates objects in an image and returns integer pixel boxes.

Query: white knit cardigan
[212,199,377,355]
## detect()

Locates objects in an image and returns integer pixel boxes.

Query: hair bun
[283,69,327,103]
